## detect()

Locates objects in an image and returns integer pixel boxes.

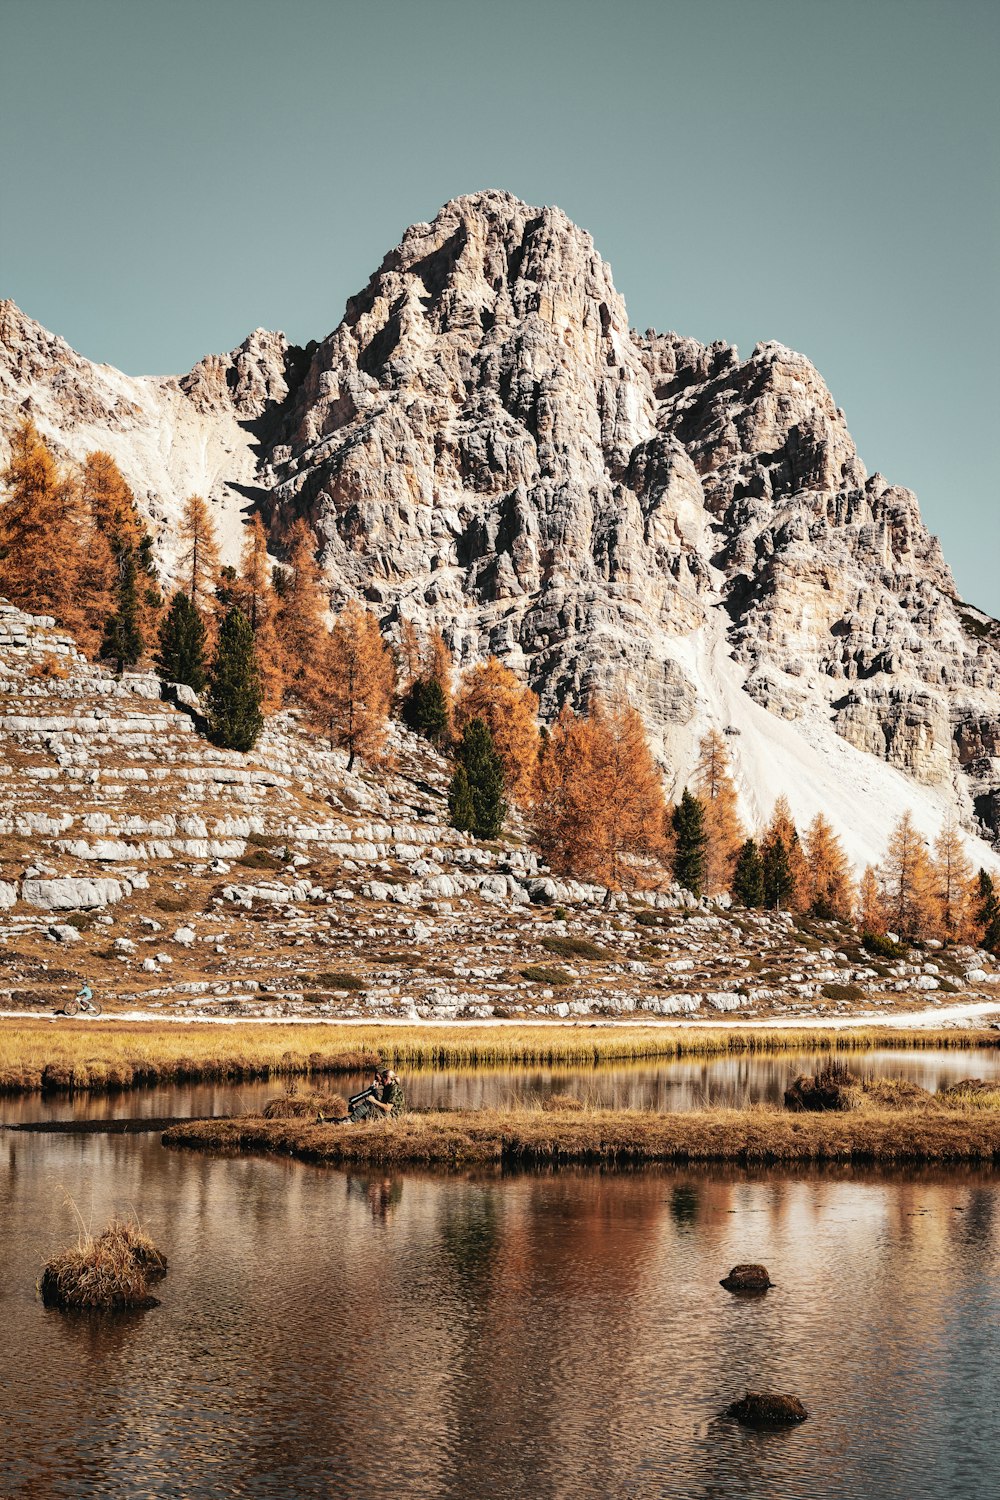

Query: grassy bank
[163,1103,1000,1169]
[2,1017,999,1098]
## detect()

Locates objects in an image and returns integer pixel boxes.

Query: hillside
[1,191,998,866]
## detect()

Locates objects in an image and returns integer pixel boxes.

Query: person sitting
[346,1065,405,1122]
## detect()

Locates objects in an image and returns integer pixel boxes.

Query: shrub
[863,931,907,959]
[540,935,608,960]
[39,1216,167,1312]
[520,965,573,987]
[311,971,366,993]
[820,982,864,1002]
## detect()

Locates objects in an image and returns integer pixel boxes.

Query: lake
[1,1076,999,1498]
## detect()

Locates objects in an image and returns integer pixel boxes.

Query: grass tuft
[38,1216,167,1312]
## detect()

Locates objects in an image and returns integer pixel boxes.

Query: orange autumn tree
[532,696,667,893]
[455,657,539,804]
[81,451,161,650]
[857,864,887,935]
[803,812,855,920]
[932,815,977,944]
[880,811,938,941]
[0,419,92,644]
[233,514,283,711]
[398,616,423,693]
[274,518,326,698]
[178,494,221,617]
[310,599,396,769]
[693,730,745,894]
[762,795,810,912]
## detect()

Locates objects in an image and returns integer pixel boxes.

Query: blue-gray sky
[2,0,997,612]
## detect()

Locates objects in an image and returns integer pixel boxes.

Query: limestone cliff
[2,192,998,857]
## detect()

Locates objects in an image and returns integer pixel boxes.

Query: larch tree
[177,494,221,616]
[693,729,745,894]
[398,616,422,692]
[584,696,668,893]
[310,599,395,770]
[803,813,855,920]
[880,812,938,940]
[762,796,809,912]
[932,816,976,944]
[857,864,887,936]
[0,419,90,643]
[531,703,603,879]
[82,451,161,664]
[274,518,326,698]
[234,514,283,712]
[455,657,539,804]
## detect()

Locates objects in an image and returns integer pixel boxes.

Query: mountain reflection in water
[1,1128,998,1499]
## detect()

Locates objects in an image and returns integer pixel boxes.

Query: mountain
[2,191,999,867]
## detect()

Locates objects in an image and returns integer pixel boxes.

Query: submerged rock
[725,1389,808,1427]
[720,1263,772,1293]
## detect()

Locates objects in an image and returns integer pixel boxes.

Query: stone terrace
[1,600,998,1022]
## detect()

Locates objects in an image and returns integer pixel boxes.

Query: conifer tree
[274,518,326,697]
[234,514,283,712]
[803,812,854,920]
[178,494,221,615]
[586,696,668,892]
[693,729,745,893]
[100,552,144,673]
[0,419,91,643]
[881,812,938,940]
[455,657,539,803]
[732,839,765,908]
[155,590,208,692]
[857,864,887,936]
[403,676,450,744]
[975,871,1000,955]
[447,764,477,833]
[762,796,809,912]
[531,703,602,877]
[206,607,263,751]
[309,600,395,770]
[932,816,976,943]
[451,718,506,838]
[398,616,422,692]
[672,790,707,895]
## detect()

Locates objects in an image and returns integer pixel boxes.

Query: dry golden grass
[38,1216,167,1312]
[163,1096,1000,1169]
[2,1017,999,1097]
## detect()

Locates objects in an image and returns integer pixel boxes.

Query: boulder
[725,1390,808,1427]
[22,877,127,910]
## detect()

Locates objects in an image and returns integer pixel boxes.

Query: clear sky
[2,0,997,612]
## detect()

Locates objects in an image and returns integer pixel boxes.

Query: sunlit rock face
[2,192,999,847]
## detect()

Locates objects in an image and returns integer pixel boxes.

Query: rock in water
[720,1263,772,1293]
[725,1390,808,1427]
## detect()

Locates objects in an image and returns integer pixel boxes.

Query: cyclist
[77,981,94,1007]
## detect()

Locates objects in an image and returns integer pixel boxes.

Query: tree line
[2,421,998,954]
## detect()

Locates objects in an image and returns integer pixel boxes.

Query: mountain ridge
[1,191,998,862]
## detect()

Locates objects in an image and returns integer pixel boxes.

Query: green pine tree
[976,870,1000,954]
[452,718,506,838]
[155,590,208,693]
[732,838,765,908]
[762,834,794,910]
[403,677,450,744]
[206,608,263,751]
[100,551,144,673]
[671,789,707,895]
[448,764,476,832]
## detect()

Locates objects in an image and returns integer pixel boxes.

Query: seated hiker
[346,1065,405,1122]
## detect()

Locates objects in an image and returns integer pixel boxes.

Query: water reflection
[5,1046,1000,1128]
[1,1126,999,1498]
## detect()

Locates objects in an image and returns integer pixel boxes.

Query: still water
[1,1122,998,1499]
[5,1046,1000,1127]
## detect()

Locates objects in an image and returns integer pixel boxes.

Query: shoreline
[4,1016,1000,1099]
[162,1106,1000,1170]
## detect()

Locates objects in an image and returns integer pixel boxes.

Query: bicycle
[63,986,102,1018]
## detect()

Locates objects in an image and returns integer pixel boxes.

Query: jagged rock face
[2,193,999,847]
